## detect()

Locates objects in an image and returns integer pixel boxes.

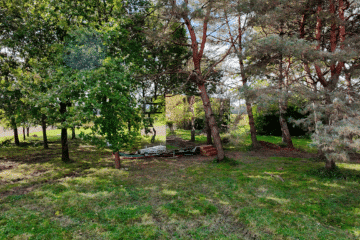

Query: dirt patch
[0,184,41,201]
[1,151,60,164]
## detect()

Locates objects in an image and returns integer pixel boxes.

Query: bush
[194,118,204,130]
[253,103,310,137]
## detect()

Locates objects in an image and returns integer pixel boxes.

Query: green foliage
[0,138,12,147]
[63,27,106,71]
[253,103,310,137]
[306,166,360,181]
[78,57,143,152]
[213,156,240,166]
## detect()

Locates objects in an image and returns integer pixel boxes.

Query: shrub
[253,103,310,137]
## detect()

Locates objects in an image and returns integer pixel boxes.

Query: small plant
[306,166,346,180]
[166,120,175,134]
[278,142,288,148]
[214,156,240,166]
[0,138,12,147]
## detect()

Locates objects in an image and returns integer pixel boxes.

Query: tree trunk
[246,101,261,149]
[13,128,20,146]
[345,72,353,104]
[198,83,224,161]
[218,98,225,133]
[151,127,156,143]
[23,127,26,141]
[114,151,121,169]
[11,118,20,146]
[279,107,294,148]
[278,40,293,149]
[181,6,225,161]
[234,14,260,149]
[183,97,187,129]
[188,96,196,142]
[27,127,29,137]
[41,114,49,149]
[60,103,70,162]
[71,127,76,139]
[205,117,213,145]
[325,158,336,170]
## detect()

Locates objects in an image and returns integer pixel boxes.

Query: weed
[213,156,241,166]
[306,166,360,181]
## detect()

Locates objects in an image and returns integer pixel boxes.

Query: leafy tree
[0,52,23,146]
[79,57,143,169]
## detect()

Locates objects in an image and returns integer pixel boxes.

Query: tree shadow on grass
[305,165,360,181]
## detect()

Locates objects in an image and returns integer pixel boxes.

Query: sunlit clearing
[162,189,178,196]
[266,197,290,204]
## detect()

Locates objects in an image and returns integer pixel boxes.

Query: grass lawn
[0,127,166,154]
[168,128,317,154]
[1,131,359,239]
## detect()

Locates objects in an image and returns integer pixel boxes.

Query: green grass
[0,128,92,143]
[257,135,316,153]
[1,126,359,239]
[168,128,317,153]
[168,129,208,143]
[0,126,166,153]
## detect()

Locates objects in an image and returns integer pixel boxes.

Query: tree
[294,0,360,169]
[245,0,360,169]
[0,0,66,150]
[0,52,23,146]
[158,0,239,161]
[223,3,262,149]
[242,1,307,148]
[12,0,155,163]
[79,58,143,169]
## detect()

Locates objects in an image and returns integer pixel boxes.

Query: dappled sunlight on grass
[266,196,290,204]
[161,189,178,196]
[322,182,346,189]
[1,138,360,239]
[338,163,360,170]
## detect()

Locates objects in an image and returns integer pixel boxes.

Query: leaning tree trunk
[188,96,196,142]
[60,102,70,162]
[181,7,225,161]
[198,83,225,161]
[41,114,49,149]
[27,127,29,137]
[205,117,213,145]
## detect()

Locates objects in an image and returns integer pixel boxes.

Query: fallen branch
[264,172,285,182]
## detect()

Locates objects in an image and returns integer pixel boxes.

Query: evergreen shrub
[253,103,310,137]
